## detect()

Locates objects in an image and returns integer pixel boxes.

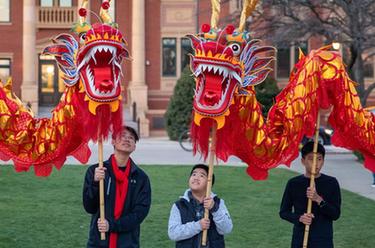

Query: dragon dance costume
[189,0,375,179]
[0,0,127,176]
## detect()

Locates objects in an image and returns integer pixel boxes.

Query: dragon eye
[79,33,87,43]
[229,43,241,56]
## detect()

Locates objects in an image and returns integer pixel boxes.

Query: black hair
[190,164,215,186]
[124,126,139,142]
[301,141,325,158]
[112,126,140,142]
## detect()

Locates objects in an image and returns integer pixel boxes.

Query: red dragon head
[189,24,276,128]
[41,0,128,140]
[43,0,129,115]
[76,23,129,103]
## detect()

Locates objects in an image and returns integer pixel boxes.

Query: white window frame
[0,56,12,83]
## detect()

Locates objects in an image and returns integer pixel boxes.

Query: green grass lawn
[0,164,374,248]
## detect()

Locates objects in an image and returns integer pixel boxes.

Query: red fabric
[190,94,310,180]
[71,91,123,143]
[109,155,131,248]
[364,154,375,172]
[70,142,91,164]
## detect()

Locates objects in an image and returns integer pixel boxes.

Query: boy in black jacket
[83,126,151,248]
[280,141,341,248]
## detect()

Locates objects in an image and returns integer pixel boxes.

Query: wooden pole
[302,112,321,248]
[201,123,217,246]
[98,137,106,240]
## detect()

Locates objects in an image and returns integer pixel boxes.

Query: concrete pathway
[66,137,375,201]
[283,153,375,201]
[1,137,374,201]
[65,137,245,166]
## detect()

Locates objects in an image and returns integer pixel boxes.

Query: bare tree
[250,0,375,106]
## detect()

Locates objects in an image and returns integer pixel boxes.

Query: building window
[181,38,193,71]
[236,0,242,9]
[294,41,308,63]
[59,0,72,7]
[277,41,308,78]
[41,64,55,93]
[40,0,72,7]
[40,0,53,7]
[0,0,10,22]
[0,59,11,83]
[39,55,65,93]
[277,47,290,78]
[162,38,177,77]
[363,54,374,79]
[152,117,165,129]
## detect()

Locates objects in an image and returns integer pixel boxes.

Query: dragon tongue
[93,67,114,92]
[202,73,223,106]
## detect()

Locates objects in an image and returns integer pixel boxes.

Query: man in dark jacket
[83,126,151,248]
[280,141,341,248]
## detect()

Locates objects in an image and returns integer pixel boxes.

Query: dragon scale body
[0,18,128,176]
[190,26,375,179]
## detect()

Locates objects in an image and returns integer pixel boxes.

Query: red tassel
[33,164,53,177]
[71,142,91,164]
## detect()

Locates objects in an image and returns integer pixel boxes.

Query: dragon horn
[100,0,112,24]
[298,47,306,60]
[79,0,88,25]
[238,0,259,32]
[210,0,221,29]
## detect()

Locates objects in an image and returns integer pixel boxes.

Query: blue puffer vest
[174,196,225,248]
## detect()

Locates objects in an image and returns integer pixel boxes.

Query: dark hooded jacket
[83,157,151,248]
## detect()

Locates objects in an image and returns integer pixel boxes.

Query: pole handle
[98,138,106,240]
[202,123,217,246]
[302,112,321,247]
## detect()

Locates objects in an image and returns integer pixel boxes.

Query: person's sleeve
[212,199,233,235]
[82,165,100,214]
[319,178,341,220]
[108,175,152,233]
[168,203,202,241]
[279,180,301,224]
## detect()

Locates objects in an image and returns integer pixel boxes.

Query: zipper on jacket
[106,177,111,195]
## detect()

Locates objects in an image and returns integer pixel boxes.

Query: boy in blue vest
[168,164,232,248]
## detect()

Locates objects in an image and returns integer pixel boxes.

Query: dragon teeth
[85,64,118,97]
[91,52,97,65]
[231,72,242,83]
[197,64,230,80]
